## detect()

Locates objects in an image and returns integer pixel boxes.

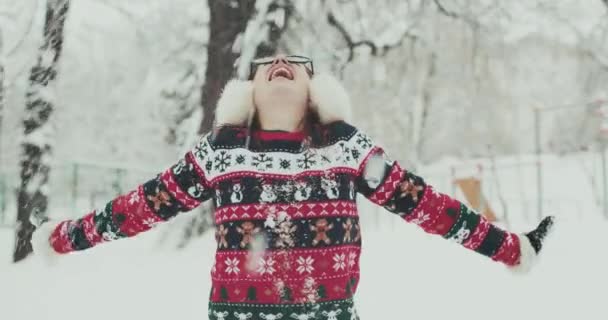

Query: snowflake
[128,191,140,205]
[351,149,361,161]
[205,161,213,172]
[356,133,373,149]
[297,152,317,169]
[252,153,273,171]
[235,154,246,165]
[194,142,210,160]
[257,257,276,275]
[339,142,351,163]
[142,217,160,228]
[347,252,357,268]
[296,256,315,274]
[225,257,240,275]
[409,211,431,226]
[332,253,346,271]
[279,159,291,170]
[214,151,232,172]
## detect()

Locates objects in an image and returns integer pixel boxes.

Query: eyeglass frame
[248,55,314,80]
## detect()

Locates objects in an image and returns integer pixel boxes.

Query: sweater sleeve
[47,133,215,254]
[355,132,522,267]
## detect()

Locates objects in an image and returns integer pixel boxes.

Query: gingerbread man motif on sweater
[44,121,526,319]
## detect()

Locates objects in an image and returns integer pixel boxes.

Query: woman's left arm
[355,131,553,272]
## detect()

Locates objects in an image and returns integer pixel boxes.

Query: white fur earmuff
[213,73,353,126]
[309,73,353,124]
[214,80,255,126]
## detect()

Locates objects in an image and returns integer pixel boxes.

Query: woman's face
[251,55,312,115]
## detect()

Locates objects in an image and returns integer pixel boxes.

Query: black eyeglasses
[248,55,314,80]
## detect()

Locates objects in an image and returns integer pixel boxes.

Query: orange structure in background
[454,177,497,222]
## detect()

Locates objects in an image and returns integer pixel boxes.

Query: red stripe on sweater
[367,163,405,206]
[209,272,360,304]
[209,167,359,185]
[160,169,201,210]
[211,245,361,280]
[81,212,103,245]
[491,233,521,266]
[405,186,459,236]
[215,200,358,223]
[253,130,306,142]
[50,221,75,254]
[116,186,162,237]
[356,146,383,176]
[463,218,491,250]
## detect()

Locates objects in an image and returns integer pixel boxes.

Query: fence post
[602,145,608,219]
[534,108,543,220]
[113,168,124,195]
[0,172,5,225]
[72,163,79,215]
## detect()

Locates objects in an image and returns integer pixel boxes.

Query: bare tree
[198,0,257,135]
[199,0,294,134]
[0,32,5,164]
[176,0,294,247]
[14,0,70,262]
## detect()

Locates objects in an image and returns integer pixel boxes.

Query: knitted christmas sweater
[46,121,523,320]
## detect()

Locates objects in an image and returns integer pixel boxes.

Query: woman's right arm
[35,133,215,254]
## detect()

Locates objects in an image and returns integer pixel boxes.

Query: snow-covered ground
[0,212,606,320]
[1,152,607,320]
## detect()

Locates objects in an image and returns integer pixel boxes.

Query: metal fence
[0,151,604,230]
[0,162,158,227]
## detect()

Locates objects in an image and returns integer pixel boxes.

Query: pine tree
[280,286,293,302]
[317,285,327,299]
[14,0,71,262]
[345,277,357,296]
[246,286,257,301]
[220,286,229,301]
[0,35,4,161]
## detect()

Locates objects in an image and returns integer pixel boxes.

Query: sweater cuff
[508,234,537,274]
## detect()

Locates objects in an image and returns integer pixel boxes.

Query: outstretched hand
[524,216,555,254]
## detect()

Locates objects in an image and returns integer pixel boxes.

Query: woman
[33,55,554,320]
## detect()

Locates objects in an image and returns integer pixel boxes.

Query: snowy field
[0,213,606,320]
[1,153,608,320]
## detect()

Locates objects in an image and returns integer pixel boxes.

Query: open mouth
[268,66,294,81]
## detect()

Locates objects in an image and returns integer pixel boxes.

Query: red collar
[253,130,306,142]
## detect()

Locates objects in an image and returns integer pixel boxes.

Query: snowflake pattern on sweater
[46,121,522,319]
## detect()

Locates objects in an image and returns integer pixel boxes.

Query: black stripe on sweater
[475,224,506,257]
[68,219,93,251]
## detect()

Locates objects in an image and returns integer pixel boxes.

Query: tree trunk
[0,62,5,164]
[0,32,5,163]
[14,0,70,263]
[199,0,257,135]
[199,0,293,134]
[177,0,292,248]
